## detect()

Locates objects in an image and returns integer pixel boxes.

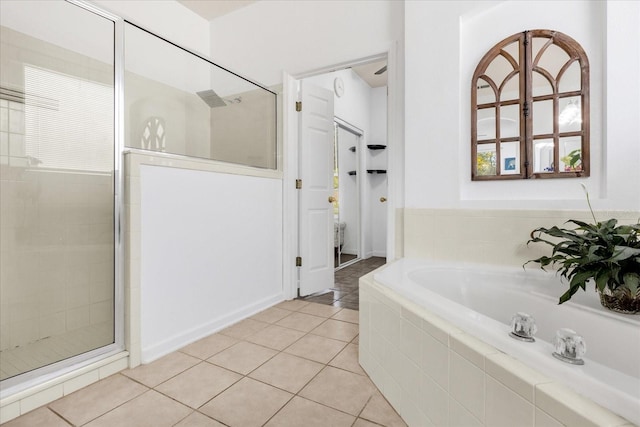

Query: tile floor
[301,257,386,310]
[4,302,405,426]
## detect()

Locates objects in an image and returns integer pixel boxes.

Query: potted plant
[525,185,640,314]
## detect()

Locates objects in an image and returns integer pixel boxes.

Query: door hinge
[295,179,302,189]
[296,256,302,267]
[295,101,302,112]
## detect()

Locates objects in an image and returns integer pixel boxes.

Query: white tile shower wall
[403,208,640,267]
[0,157,114,355]
[359,273,633,427]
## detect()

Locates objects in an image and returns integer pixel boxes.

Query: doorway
[294,57,389,300]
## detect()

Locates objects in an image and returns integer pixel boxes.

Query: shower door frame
[0,0,125,396]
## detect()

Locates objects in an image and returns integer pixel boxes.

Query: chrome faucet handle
[552,328,586,365]
[509,312,537,342]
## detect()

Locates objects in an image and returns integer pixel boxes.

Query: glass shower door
[0,0,117,384]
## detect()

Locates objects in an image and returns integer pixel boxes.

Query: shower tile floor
[0,323,113,381]
[5,259,404,427]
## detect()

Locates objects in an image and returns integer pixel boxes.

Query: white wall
[604,1,640,210]
[208,0,404,264]
[92,0,210,56]
[305,69,372,131]
[140,165,282,362]
[370,87,388,257]
[402,0,639,272]
[1,0,113,64]
[405,0,640,212]
[460,1,604,204]
[209,0,402,87]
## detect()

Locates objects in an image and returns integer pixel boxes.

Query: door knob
[328,196,336,203]
[380,197,387,203]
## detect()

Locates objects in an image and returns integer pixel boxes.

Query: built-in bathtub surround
[403,208,640,267]
[359,263,639,427]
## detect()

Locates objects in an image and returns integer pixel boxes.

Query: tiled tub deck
[359,271,636,427]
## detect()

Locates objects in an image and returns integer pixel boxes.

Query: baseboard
[140,293,284,363]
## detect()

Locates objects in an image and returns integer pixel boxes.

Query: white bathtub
[359,258,640,426]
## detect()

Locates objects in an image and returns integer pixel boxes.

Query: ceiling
[178,0,256,20]
[177,0,387,88]
[351,60,387,88]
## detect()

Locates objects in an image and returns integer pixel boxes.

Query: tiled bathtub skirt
[358,275,634,427]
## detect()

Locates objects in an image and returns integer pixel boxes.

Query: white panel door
[299,81,335,296]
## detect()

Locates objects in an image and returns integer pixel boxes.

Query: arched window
[141,116,166,151]
[471,30,589,180]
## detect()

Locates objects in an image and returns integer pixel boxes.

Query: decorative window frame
[471,30,590,180]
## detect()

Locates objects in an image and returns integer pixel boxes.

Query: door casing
[282,46,401,300]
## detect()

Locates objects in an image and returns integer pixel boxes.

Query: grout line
[191,318,374,425]
[56,374,152,426]
[46,406,74,426]
[10,263,382,426]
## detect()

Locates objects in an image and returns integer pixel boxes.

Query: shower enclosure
[1,0,277,402]
[123,22,277,169]
[0,0,121,389]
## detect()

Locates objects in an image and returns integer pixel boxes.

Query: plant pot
[599,286,640,314]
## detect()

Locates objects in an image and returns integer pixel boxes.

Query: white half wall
[139,165,283,362]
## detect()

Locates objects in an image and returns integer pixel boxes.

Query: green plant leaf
[595,270,611,292]
[608,246,640,262]
[569,270,593,287]
[623,273,640,295]
[567,219,596,230]
[558,285,580,304]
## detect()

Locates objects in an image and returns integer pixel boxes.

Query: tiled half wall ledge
[359,272,636,427]
[403,208,640,267]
